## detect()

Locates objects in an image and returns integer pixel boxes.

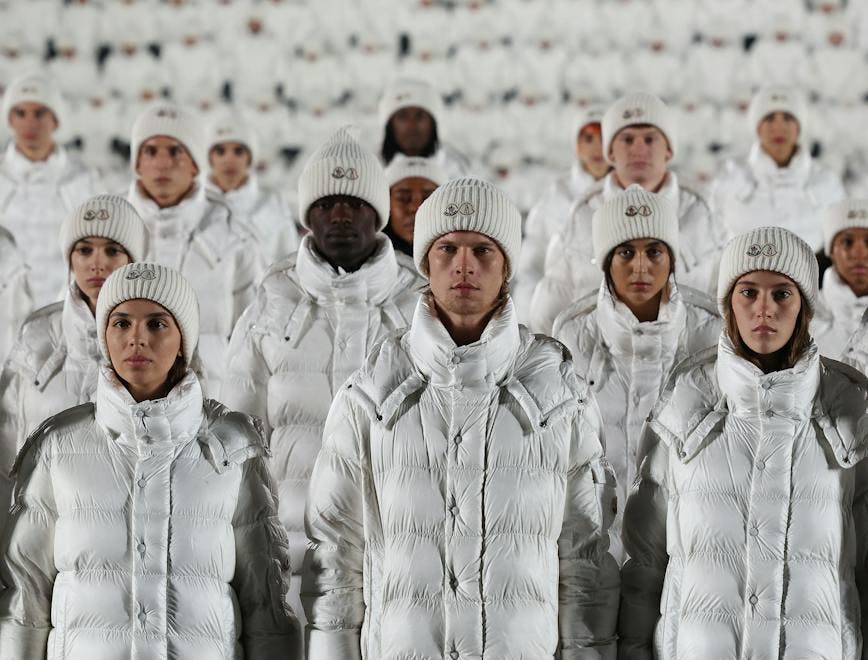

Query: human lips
[752,324,776,335]
[125,354,152,366]
[629,281,651,290]
[85,277,105,287]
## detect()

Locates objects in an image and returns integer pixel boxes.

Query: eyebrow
[109,312,171,319]
[736,280,794,288]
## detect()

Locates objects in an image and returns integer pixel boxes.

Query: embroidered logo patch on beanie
[125,264,157,281]
[848,209,868,220]
[746,243,778,257]
[625,205,652,218]
[83,209,112,221]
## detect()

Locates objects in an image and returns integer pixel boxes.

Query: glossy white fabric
[813,268,868,372]
[0,226,33,366]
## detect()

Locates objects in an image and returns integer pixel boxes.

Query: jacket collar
[406,294,520,390]
[821,267,868,322]
[602,169,679,204]
[61,281,102,365]
[716,332,820,421]
[747,141,811,187]
[4,141,68,182]
[568,162,597,198]
[207,175,259,212]
[295,234,399,306]
[128,178,207,232]
[95,366,204,447]
[595,275,686,362]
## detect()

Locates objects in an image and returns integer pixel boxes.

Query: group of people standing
[0,64,867,660]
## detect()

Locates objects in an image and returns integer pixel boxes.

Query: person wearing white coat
[0,262,301,659]
[619,226,868,659]
[553,189,721,563]
[382,153,446,257]
[710,85,846,251]
[515,103,610,322]
[532,93,726,333]
[378,77,472,180]
[812,199,868,371]
[205,109,300,266]
[0,71,101,307]
[0,195,147,534]
[303,176,619,659]
[0,226,33,367]
[127,103,265,396]
[222,127,424,645]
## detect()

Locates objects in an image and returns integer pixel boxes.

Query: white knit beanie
[748,85,806,139]
[573,102,606,141]
[3,70,64,128]
[592,187,679,268]
[206,108,259,161]
[414,177,522,280]
[297,126,390,230]
[602,92,677,164]
[60,194,148,263]
[823,198,868,255]
[717,226,818,314]
[130,103,206,172]
[378,78,444,130]
[384,154,447,188]
[97,263,199,367]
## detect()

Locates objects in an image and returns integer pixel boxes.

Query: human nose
[454,247,476,274]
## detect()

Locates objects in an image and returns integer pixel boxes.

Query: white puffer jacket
[207,175,300,266]
[0,226,33,366]
[0,368,300,659]
[0,142,101,306]
[813,268,868,373]
[553,279,721,562]
[222,235,422,625]
[514,162,599,322]
[710,142,846,252]
[303,296,620,659]
[619,336,868,659]
[531,172,725,334]
[128,182,265,395]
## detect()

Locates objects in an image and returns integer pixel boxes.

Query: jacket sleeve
[514,187,559,321]
[530,231,578,335]
[231,451,302,659]
[302,387,367,660]
[853,457,868,660]
[221,297,271,433]
[618,426,671,660]
[231,233,266,330]
[0,428,57,659]
[0,362,23,532]
[558,394,620,659]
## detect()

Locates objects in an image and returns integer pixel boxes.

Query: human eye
[76,246,93,256]
[214,145,225,156]
[143,145,157,157]
[233,146,246,157]
[617,247,634,259]
[438,244,457,253]
[147,318,168,330]
[168,146,181,158]
[474,246,491,256]
[773,289,792,301]
[739,287,756,298]
[105,246,123,257]
[112,318,130,328]
[349,199,364,209]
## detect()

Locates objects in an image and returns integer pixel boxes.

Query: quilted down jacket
[619,334,868,660]
[813,268,868,372]
[531,172,725,334]
[514,162,599,322]
[0,367,301,659]
[0,225,33,366]
[553,279,721,562]
[303,296,620,659]
[128,182,265,396]
[0,142,102,307]
[710,142,846,252]
[0,284,104,536]
[221,235,422,628]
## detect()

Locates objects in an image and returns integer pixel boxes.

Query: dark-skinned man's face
[307,195,379,272]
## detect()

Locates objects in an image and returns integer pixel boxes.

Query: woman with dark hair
[619,226,868,659]
[0,262,300,659]
[553,189,721,562]
[378,78,471,178]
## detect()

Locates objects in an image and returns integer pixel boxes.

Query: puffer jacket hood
[711,142,846,252]
[530,171,726,334]
[303,294,620,659]
[221,233,422,640]
[813,268,868,370]
[0,367,301,658]
[0,142,101,307]
[553,278,721,561]
[619,333,868,659]
[127,180,264,396]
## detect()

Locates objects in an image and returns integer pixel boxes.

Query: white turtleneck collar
[716,332,820,421]
[61,281,102,365]
[602,169,680,205]
[406,294,520,391]
[295,233,400,306]
[821,267,868,322]
[595,275,686,363]
[127,178,207,229]
[747,141,812,187]
[4,141,68,182]
[95,365,204,449]
[206,174,259,213]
